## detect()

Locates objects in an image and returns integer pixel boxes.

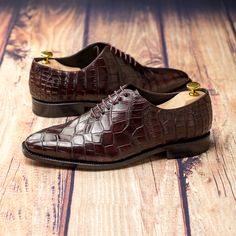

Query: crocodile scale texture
[25,86,212,162]
[29,43,190,103]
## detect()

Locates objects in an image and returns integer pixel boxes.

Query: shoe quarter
[143,94,213,145]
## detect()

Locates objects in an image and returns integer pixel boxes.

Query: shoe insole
[157,91,204,109]
[39,59,81,71]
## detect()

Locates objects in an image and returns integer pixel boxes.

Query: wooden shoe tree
[39,51,81,71]
[157,82,204,109]
[157,90,204,109]
[39,59,81,71]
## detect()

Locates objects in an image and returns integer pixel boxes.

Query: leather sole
[22,132,210,170]
[32,98,97,117]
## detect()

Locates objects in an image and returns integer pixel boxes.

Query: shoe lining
[42,44,105,69]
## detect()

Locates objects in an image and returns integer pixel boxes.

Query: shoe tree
[39,51,81,71]
[157,82,205,109]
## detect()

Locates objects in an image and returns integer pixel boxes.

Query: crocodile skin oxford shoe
[29,42,191,117]
[22,83,212,170]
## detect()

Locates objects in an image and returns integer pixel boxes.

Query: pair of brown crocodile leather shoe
[22,42,213,170]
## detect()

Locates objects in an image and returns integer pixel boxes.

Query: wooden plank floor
[0,0,235,235]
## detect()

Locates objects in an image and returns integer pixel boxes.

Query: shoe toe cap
[24,130,71,159]
[25,132,44,153]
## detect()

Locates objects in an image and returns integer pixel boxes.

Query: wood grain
[161,0,236,235]
[0,0,86,235]
[0,0,235,235]
[66,1,186,235]
[222,0,236,34]
[0,1,22,63]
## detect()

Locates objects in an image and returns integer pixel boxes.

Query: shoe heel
[165,133,210,159]
[32,98,95,117]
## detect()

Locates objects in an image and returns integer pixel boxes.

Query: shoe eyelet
[124,93,129,97]
[118,97,122,101]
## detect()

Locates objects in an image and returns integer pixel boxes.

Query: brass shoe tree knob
[187,81,200,96]
[41,51,53,64]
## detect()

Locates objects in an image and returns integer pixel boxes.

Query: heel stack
[165,133,210,159]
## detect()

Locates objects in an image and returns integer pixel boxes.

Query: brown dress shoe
[22,83,212,170]
[29,42,191,117]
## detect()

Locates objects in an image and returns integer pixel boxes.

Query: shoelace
[90,86,129,119]
[109,45,137,67]
[109,45,153,78]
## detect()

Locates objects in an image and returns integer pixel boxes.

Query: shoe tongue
[93,46,100,56]
[100,85,128,107]
[90,84,139,118]
[93,43,112,56]
[122,84,140,94]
